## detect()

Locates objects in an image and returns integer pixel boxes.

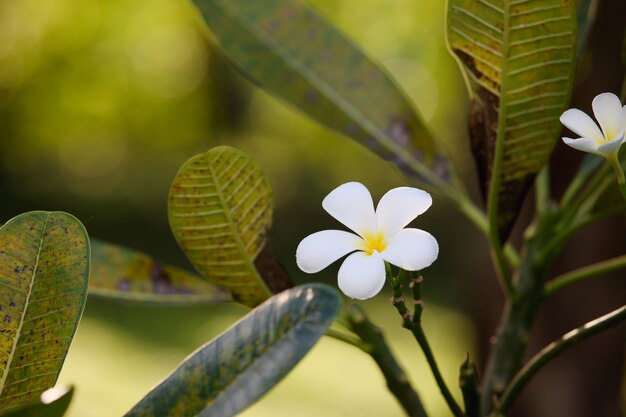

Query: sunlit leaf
[0,212,89,410]
[0,386,73,417]
[89,239,230,305]
[189,0,449,183]
[447,0,577,239]
[169,146,291,308]
[124,283,341,417]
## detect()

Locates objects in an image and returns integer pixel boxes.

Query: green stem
[325,328,369,352]
[558,163,611,229]
[343,304,429,417]
[535,167,550,215]
[386,267,465,417]
[559,156,603,209]
[608,155,626,201]
[495,304,626,413]
[489,244,515,298]
[459,356,480,417]
[440,187,520,269]
[544,254,626,297]
[411,324,464,417]
[539,198,625,267]
[480,211,556,415]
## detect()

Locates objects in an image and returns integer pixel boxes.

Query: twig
[343,303,429,417]
[458,355,480,417]
[495,304,626,413]
[325,328,369,352]
[386,267,465,417]
[544,254,626,297]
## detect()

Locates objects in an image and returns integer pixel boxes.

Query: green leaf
[0,386,73,417]
[89,239,230,305]
[575,0,596,55]
[169,146,291,308]
[0,212,89,410]
[447,0,577,239]
[124,283,341,417]
[189,0,449,183]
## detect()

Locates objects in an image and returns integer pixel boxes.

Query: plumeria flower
[296,182,438,300]
[560,92,626,160]
[560,92,626,200]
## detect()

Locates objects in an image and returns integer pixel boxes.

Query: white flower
[296,182,439,300]
[560,92,626,160]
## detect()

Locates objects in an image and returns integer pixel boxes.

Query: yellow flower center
[361,232,387,256]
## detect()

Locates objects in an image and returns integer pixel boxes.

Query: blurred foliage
[0,0,478,415]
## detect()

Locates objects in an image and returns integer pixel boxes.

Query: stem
[440,184,520,269]
[489,244,515,298]
[411,324,464,417]
[535,167,550,215]
[560,156,603,208]
[325,328,369,352]
[386,267,465,417]
[495,305,626,413]
[480,211,555,415]
[558,163,611,228]
[459,355,480,417]
[544,254,626,297]
[343,304,429,417]
[608,155,626,201]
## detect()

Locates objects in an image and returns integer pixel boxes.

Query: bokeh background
[0,0,624,416]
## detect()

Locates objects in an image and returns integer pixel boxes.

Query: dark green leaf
[575,0,596,55]
[190,0,449,183]
[0,212,89,410]
[124,283,341,417]
[89,239,230,305]
[447,0,578,239]
[0,386,73,417]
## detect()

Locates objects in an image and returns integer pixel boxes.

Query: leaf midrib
[487,0,512,241]
[206,150,271,299]
[205,0,444,186]
[0,213,51,399]
[197,305,322,416]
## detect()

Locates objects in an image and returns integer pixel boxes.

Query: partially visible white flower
[560,92,626,160]
[296,182,439,300]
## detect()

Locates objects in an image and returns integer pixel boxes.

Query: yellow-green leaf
[189,0,449,183]
[0,386,73,417]
[447,0,577,239]
[89,239,230,305]
[169,146,290,307]
[0,212,89,410]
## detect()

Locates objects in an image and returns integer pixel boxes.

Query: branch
[387,268,465,417]
[458,355,480,417]
[495,304,626,413]
[544,254,626,297]
[343,303,429,417]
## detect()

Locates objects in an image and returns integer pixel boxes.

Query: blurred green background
[0,0,479,415]
[0,0,624,416]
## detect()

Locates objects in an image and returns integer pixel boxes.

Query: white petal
[322,182,377,237]
[296,230,363,273]
[562,137,600,154]
[597,131,625,156]
[592,93,623,139]
[381,228,438,271]
[560,109,604,143]
[375,187,432,235]
[620,106,626,133]
[337,251,386,300]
